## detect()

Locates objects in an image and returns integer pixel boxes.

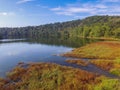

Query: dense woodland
[0,15,120,39]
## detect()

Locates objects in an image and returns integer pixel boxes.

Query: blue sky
[0,0,120,27]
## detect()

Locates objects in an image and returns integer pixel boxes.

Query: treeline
[70,16,120,39]
[0,20,81,39]
[0,15,120,39]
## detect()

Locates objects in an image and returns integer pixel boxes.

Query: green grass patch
[63,41,120,59]
[93,77,120,90]
[110,69,120,77]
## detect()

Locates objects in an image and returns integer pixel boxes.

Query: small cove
[0,37,116,78]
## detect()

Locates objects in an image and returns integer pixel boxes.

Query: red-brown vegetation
[66,59,89,66]
[0,63,101,90]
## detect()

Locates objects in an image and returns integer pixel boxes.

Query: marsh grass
[93,77,120,90]
[63,41,120,59]
[90,59,120,76]
[64,41,120,77]
[0,63,102,90]
[66,59,89,66]
[0,63,119,90]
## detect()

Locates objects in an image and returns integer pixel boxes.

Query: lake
[0,37,103,77]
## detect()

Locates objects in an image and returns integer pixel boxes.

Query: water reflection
[26,37,101,48]
[0,37,101,77]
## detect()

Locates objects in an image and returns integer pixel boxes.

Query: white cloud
[0,12,15,16]
[56,12,74,16]
[67,7,93,13]
[50,7,62,11]
[17,0,34,4]
[0,12,7,16]
[51,6,95,16]
[74,15,85,19]
[50,1,120,17]
[102,0,120,2]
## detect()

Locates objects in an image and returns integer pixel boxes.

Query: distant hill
[0,15,120,39]
[70,15,120,39]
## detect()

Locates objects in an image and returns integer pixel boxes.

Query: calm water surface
[0,38,102,77]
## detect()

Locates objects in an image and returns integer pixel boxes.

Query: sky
[0,0,120,27]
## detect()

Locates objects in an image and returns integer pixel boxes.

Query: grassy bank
[90,59,120,76]
[63,41,120,77]
[63,41,120,59]
[0,63,120,90]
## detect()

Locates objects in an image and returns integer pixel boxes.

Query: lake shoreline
[0,62,120,90]
[62,41,120,77]
[0,39,120,90]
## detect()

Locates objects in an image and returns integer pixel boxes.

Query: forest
[0,15,120,39]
